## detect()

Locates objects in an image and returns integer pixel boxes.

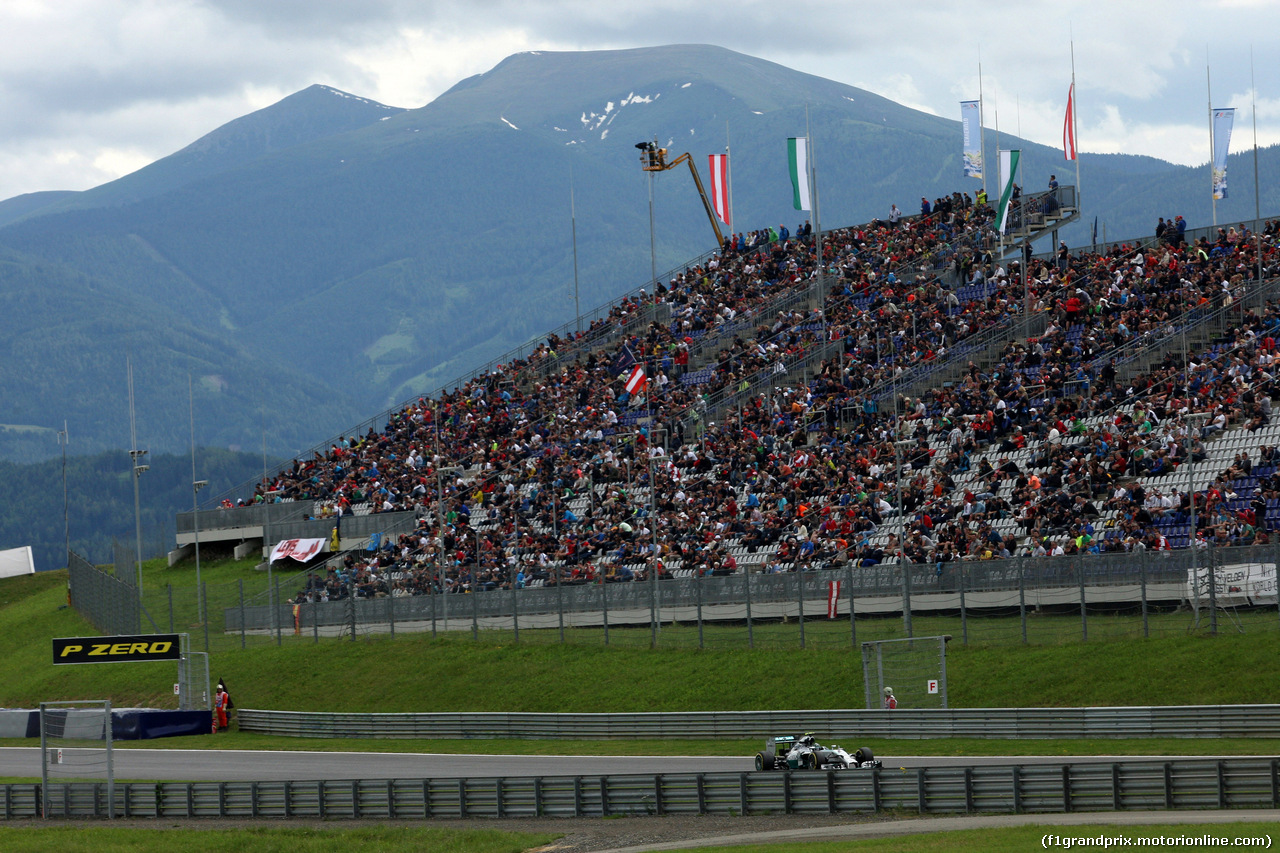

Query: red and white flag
[827,580,841,619]
[625,364,647,396]
[708,153,730,228]
[1063,83,1077,161]
[269,537,326,564]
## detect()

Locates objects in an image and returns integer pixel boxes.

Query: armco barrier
[7,758,1278,819]
[237,705,1280,741]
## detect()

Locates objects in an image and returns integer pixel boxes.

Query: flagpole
[725,120,734,240]
[570,162,581,332]
[1071,40,1081,213]
[993,96,1001,254]
[1207,55,1217,227]
[806,104,823,280]
[978,59,987,200]
[1252,47,1262,284]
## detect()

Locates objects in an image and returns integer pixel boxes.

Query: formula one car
[754,733,880,771]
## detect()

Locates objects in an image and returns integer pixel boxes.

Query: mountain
[0,191,78,229]
[0,447,271,572]
[0,45,1276,468]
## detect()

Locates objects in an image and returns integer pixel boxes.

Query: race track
[0,748,1239,782]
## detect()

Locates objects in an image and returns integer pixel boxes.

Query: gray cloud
[1,0,1278,200]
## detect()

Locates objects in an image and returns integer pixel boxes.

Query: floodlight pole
[58,422,69,563]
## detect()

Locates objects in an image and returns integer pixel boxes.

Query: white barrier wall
[0,546,34,579]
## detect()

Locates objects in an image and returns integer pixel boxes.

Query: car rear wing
[766,735,796,753]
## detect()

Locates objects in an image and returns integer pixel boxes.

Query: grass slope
[3,567,1279,714]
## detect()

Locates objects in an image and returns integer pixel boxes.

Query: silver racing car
[754,733,880,771]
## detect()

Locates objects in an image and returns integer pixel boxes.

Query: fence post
[202,582,210,653]
[1140,554,1149,639]
[238,579,246,649]
[796,569,805,649]
[696,568,704,649]
[1019,561,1027,645]
[602,576,610,646]
[313,599,319,643]
[275,576,283,646]
[348,582,357,641]
[1079,552,1088,641]
[959,562,968,645]
[901,560,913,638]
[511,573,519,642]
[847,563,856,649]
[746,568,754,649]
[649,560,658,649]
[556,567,565,644]
[472,583,479,642]
[388,583,395,640]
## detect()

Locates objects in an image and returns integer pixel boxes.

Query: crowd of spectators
[257,192,1280,603]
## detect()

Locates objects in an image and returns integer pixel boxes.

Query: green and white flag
[787,137,811,211]
[996,148,1020,232]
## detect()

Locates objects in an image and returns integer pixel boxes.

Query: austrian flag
[827,580,841,619]
[625,364,647,396]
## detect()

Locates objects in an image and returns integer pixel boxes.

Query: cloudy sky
[1,0,1277,203]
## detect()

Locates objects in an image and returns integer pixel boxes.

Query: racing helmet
[800,735,815,746]
[883,686,894,696]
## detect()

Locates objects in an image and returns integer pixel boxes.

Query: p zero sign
[52,634,182,665]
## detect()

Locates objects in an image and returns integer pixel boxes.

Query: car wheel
[800,752,816,770]
[855,747,874,764]
[755,752,769,771]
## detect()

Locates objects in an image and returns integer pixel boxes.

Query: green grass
[0,826,555,853]
[7,569,1280,715]
[663,823,1280,853]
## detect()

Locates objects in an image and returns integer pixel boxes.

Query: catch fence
[67,543,1280,655]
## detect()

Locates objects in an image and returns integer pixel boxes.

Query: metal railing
[11,757,1279,819]
[235,705,1280,741]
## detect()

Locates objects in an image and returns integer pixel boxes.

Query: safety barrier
[236,704,1280,741]
[7,758,1278,819]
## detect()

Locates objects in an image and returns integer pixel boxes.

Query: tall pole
[893,354,910,637]
[806,104,823,282]
[725,120,734,239]
[648,167,657,291]
[127,358,148,603]
[58,422,69,563]
[571,163,581,332]
[1070,39,1081,212]
[1251,47,1263,284]
[978,58,988,200]
[190,375,207,645]
[1207,57,1217,227]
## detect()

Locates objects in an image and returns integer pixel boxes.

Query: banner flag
[996,149,1021,232]
[708,154,730,227]
[610,343,638,377]
[1186,562,1276,607]
[1212,107,1235,200]
[827,580,841,619]
[1063,83,1077,161]
[961,100,983,178]
[269,538,327,564]
[787,137,811,211]
[624,364,647,396]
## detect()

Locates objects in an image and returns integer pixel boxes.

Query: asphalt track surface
[0,748,1248,782]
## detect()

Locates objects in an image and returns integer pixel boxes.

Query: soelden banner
[961,100,982,178]
[1212,108,1235,200]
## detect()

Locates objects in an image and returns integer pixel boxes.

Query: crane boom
[636,141,725,249]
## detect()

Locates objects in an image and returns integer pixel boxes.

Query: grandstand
[170,188,1279,614]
